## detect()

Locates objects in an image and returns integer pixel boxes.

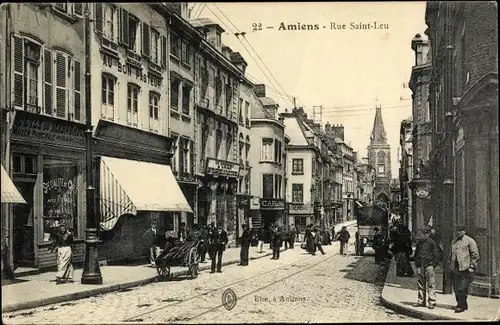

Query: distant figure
[337,226,350,255]
[288,224,297,249]
[207,222,216,260]
[271,225,283,260]
[239,224,250,266]
[449,225,479,313]
[313,226,325,255]
[199,225,209,263]
[165,225,178,245]
[257,226,265,253]
[372,227,384,264]
[178,223,187,242]
[209,225,228,273]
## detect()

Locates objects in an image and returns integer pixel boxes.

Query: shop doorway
[12,180,35,268]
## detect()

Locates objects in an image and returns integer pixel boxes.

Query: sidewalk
[381,260,500,321]
[2,220,357,313]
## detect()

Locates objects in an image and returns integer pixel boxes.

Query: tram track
[122,253,316,322]
[124,248,343,323]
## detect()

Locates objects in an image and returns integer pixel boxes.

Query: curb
[2,249,281,313]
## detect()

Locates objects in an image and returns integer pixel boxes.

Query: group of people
[386,220,480,314]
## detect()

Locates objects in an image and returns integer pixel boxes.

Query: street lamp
[81,4,103,285]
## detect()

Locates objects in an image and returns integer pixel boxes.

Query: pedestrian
[207,222,216,260]
[209,224,228,273]
[288,223,297,249]
[257,226,265,253]
[428,226,444,264]
[49,223,74,284]
[414,227,440,309]
[178,223,187,242]
[372,227,385,264]
[391,224,415,277]
[271,225,282,260]
[165,224,178,245]
[313,226,325,255]
[143,224,160,267]
[239,224,250,266]
[331,226,336,242]
[337,226,350,255]
[199,225,208,263]
[283,225,290,250]
[449,225,479,313]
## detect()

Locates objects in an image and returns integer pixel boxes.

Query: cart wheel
[156,260,170,280]
[188,247,199,279]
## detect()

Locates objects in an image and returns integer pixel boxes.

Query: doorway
[12,180,36,268]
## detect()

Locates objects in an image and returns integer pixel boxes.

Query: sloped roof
[284,118,308,146]
[370,106,387,144]
[259,97,278,107]
[251,100,274,119]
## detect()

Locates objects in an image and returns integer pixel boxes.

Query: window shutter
[95,3,103,33]
[12,35,24,109]
[142,23,150,57]
[161,35,167,67]
[74,60,81,121]
[74,3,83,17]
[119,8,129,46]
[55,52,67,118]
[43,48,53,115]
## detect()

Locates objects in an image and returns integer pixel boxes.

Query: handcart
[155,240,200,280]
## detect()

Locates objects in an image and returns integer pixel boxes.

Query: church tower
[367,105,392,203]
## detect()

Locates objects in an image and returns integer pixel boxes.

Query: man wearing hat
[414,227,441,309]
[449,225,479,313]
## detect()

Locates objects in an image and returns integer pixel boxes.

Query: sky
[189,2,428,178]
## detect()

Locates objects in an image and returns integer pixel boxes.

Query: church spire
[370,105,387,144]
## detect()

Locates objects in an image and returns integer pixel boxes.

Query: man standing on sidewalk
[414,227,440,309]
[209,225,228,273]
[449,225,479,313]
[337,226,350,255]
[239,224,250,266]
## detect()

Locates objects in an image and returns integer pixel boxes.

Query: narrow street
[3,226,417,323]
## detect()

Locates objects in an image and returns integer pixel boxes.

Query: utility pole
[293,97,297,110]
[81,4,103,285]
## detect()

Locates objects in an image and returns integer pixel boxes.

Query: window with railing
[261,138,274,162]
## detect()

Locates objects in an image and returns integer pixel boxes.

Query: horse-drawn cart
[155,240,200,280]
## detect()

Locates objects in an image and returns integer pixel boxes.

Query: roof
[335,137,344,144]
[284,117,308,146]
[258,97,278,107]
[251,98,274,119]
[189,18,225,32]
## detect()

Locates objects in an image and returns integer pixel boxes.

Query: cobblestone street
[3,235,418,323]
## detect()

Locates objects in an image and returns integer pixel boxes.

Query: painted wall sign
[11,111,85,146]
[260,199,285,210]
[205,158,240,178]
[288,203,313,215]
[102,53,163,88]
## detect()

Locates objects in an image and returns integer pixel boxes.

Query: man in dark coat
[337,226,350,255]
[199,225,209,263]
[209,224,228,273]
[373,227,385,264]
[271,225,282,260]
[239,224,250,266]
[288,224,297,249]
[207,222,216,260]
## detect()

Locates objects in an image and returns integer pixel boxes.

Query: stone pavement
[381,259,500,321]
[2,220,357,313]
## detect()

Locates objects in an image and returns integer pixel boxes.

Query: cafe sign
[288,203,313,215]
[205,158,240,178]
[259,199,285,210]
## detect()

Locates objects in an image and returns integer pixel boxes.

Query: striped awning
[355,200,363,208]
[1,164,26,204]
[99,156,193,231]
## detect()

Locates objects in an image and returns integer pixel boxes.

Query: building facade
[338,139,355,221]
[248,85,286,233]
[399,117,413,229]
[367,106,392,204]
[408,33,433,235]
[425,1,498,297]
[357,157,375,205]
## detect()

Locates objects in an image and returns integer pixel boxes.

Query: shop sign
[260,199,285,210]
[249,198,260,210]
[205,158,240,178]
[288,203,313,215]
[11,111,85,147]
[102,53,163,89]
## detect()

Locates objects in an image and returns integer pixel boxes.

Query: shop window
[12,154,37,174]
[42,158,79,238]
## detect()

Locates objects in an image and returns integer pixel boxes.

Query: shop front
[236,195,250,240]
[259,198,285,242]
[8,110,87,271]
[288,203,313,234]
[93,120,192,264]
[197,158,239,238]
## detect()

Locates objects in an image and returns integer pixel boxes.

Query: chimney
[325,122,331,132]
[332,124,344,140]
[254,84,266,98]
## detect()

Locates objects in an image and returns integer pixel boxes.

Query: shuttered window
[119,7,129,46]
[161,35,167,67]
[142,23,150,58]
[55,52,68,118]
[44,49,53,115]
[12,35,24,109]
[24,40,41,112]
[74,3,83,17]
[73,60,81,121]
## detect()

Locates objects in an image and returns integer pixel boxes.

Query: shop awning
[355,200,363,208]
[1,164,26,204]
[99,156,193,231]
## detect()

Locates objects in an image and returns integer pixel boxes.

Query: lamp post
[81,4,103,285]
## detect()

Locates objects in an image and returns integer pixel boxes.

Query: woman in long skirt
[50,224,74,284]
